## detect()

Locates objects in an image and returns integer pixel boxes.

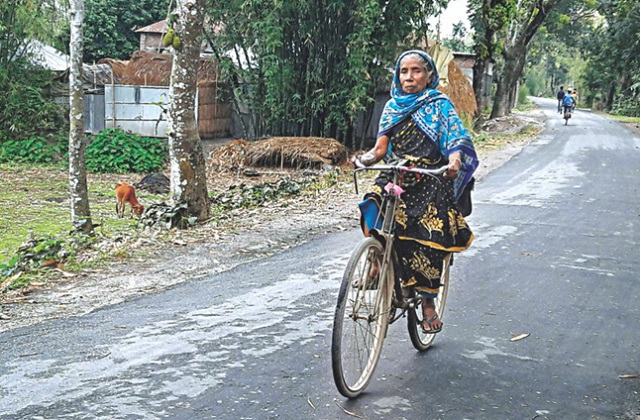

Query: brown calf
[115,182,144,217]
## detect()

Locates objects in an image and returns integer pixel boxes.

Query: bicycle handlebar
[352,159,449,194]
[353,159,448,175]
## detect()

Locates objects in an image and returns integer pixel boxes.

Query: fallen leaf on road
[618,374,638,379]
[510,333,530,342]
[307,397,315,409]
[335,402,365,419]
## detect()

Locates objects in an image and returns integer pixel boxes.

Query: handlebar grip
[353,158,366,169]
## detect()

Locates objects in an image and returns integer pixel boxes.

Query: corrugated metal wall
[98,85,232,139]
[84,93,105,133]
[105,85,170,137]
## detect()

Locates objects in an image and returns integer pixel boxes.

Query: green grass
[514,100,537,113]
[0,161,329,291]
[608,114,640,124]
[0,163,168,264]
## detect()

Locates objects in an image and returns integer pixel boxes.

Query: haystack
[209,139,249,173]
[425,42,478,121]
[439,60,477,120]
[245,137,346,169]
[208,137,347,173]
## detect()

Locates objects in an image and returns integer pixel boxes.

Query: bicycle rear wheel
[332,237,393,398]
[407,253,451,351]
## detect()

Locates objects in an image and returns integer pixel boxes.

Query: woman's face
[399,56,430,94]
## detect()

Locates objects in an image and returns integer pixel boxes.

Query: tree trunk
[359,98,375,149]
[491,60,517,118]
[510,82,518,110]
[493,46,528,118]
[472,57,488,115]
[490,0,561,119]
[68,0,93,234]
[168,0,209,222]
[606,81,616,111]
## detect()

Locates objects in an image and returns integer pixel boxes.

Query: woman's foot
[421,298,442,334]
[352,261,380,289]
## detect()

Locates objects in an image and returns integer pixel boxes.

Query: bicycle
[331,160,453,398]
[563,105,573,125]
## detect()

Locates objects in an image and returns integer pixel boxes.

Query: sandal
[421,314,442,334]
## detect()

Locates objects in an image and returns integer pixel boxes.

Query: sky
[429,0,470,38]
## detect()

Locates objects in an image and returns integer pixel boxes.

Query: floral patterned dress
[362,117,474,297]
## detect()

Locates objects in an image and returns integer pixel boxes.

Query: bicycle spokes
[332,238,392,398]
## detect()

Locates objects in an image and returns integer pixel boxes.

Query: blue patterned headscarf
[378,49,478,199]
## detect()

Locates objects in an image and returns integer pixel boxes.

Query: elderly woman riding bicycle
[356,49,478,334]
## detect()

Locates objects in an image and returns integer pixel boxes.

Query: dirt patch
[620,121,640,137]
[473,109,546,180]
[0,109,546,333]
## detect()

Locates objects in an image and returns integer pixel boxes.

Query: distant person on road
[571,89,579,108]
[562,91,576,113]
[354,49,478,334]
[557,86,566,113]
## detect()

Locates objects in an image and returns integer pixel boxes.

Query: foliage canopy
[81,0,170,62]
[207,0,446,145]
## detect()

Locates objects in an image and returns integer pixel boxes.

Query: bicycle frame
[353,162,448,322]
[331,160,452,398]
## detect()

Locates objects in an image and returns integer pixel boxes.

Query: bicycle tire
[407,253,451,351]
[332,237,393,398]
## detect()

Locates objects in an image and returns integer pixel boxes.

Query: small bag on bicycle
[456,177,475,217]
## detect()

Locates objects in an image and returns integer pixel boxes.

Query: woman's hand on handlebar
[352,135,390,168]
[350,156,365,169]
[444,152,462,180]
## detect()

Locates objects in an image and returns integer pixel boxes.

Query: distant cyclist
[562,91,576,113]
[556,86,566,113]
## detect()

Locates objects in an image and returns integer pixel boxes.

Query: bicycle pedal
[396,298,415,309]
[407,296,423,309]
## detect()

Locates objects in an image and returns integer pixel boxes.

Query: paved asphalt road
[1,98,639,419]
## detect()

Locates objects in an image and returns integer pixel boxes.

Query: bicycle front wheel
[407,253,451,351]
[331,237,393,398]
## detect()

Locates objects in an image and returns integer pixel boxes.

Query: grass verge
[0,164,168,292]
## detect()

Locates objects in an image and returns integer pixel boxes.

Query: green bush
[0,233,94,291]
[611,95,640,117]
[0,135,67,164]
[0,67,67,145]
[85,129,169,173]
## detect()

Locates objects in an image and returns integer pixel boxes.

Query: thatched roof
[114,50,220,87]
[97,58,129,80]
